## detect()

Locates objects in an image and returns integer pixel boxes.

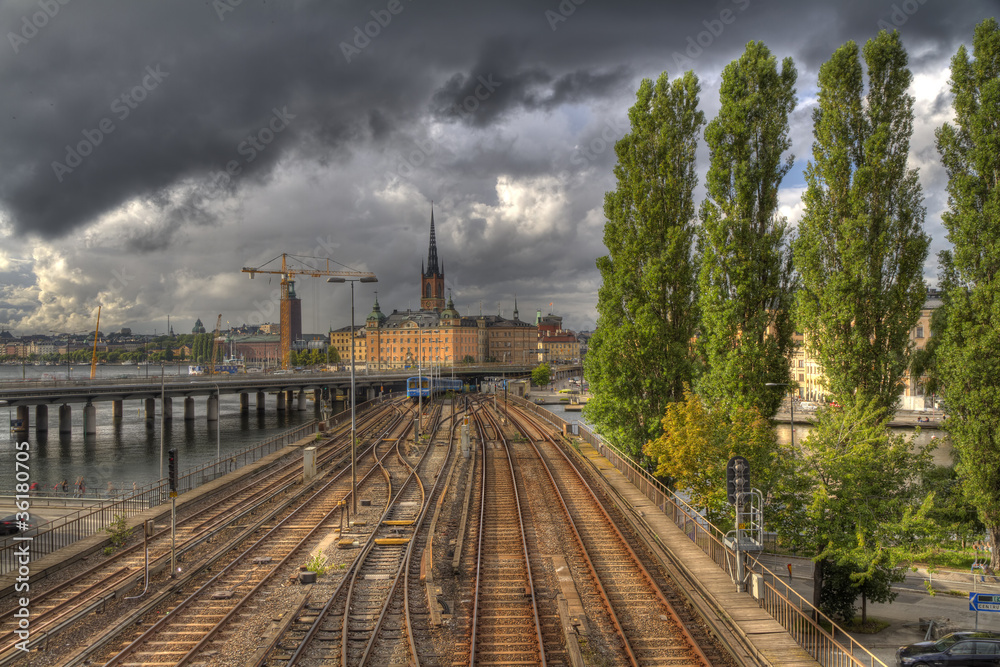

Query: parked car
[799,401,819,411]
[896,631,1000,666]
[0,514,37,536]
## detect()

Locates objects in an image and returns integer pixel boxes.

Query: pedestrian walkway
[757,553,1000,665]
[572,438,822,666]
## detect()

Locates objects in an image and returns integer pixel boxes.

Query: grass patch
[842,617,891,634]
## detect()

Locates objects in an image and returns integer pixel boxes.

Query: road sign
[970,592,1000,612]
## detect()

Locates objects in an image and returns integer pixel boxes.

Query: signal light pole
[328,274,378,518]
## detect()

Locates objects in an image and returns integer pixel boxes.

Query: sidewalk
[757,554,1000,665]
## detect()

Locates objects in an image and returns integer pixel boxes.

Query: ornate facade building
[354,210,537,369]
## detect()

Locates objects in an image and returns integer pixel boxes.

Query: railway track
[507,403,716,666]
[55,405,409,666]
[0,403,409,665]
[249,399,456,666]
[2,393,739,666]
[461,407,546,666]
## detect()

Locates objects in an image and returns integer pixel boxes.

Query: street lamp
[765,382,794,449]
[328,274,378,517]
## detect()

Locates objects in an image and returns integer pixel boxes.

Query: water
[0,363,325,495]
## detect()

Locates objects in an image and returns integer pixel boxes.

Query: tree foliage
[933,18,1000,572]
[644,388,791,526]
[793,31,929,413]
[584,70,705,458]
[697,41,798,418]
[531,363,552,387]
[779,399,933,616]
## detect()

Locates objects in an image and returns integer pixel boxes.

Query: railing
[512,395,886,667]
[0,419,320,576]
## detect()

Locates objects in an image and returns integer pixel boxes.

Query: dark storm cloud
[0,0,996,334]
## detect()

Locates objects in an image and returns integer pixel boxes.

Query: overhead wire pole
[328,274,378,518]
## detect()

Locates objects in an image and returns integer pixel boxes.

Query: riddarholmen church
[358,209,538,369]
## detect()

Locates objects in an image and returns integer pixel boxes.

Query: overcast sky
[0,0,994,337]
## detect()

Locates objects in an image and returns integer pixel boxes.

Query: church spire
[513,294,519,320]
[425,203,440,277]
[420,203,446,312]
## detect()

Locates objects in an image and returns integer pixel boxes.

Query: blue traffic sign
[969,592,1000,612]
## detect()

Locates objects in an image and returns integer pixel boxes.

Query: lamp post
[765,382,794,449]
[328,274,378,517]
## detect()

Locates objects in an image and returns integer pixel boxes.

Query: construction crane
[209,314,222,375]
[90,305,101,380]
[242,253,375,370]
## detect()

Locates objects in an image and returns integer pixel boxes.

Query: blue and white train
[406,376,465,399]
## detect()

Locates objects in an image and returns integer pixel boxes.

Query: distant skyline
[0,1,995,337]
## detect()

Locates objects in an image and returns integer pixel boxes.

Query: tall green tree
[933,18,1000,572]
[697,42,798,418]
[793,31,929,413]
[584,71,704,458]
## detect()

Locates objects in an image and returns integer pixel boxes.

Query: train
[406,376,465,399]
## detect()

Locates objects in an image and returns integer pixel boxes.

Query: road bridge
[0,364,559,436]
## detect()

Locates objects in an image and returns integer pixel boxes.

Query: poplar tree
[934,18,1000,572]
[793,30,929,413]
[584,71,704,458]
[697,41,798,418]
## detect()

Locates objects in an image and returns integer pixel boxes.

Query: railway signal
[168,448,178,493]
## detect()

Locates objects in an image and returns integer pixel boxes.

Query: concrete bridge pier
[35,405,48,432]
[276,391,285,412]
[297,390,307,411]
[313,389,321,404]
[207,394,219,422]
[14,406,28,434]
[256,391,266,412]
[84,403,96,435]
[367,386,376,402]
[184,397,195,421]
[144,398,155,421]
[240,392,249,413]
[112,400,123,423]
[163,397,172,420]
[285,390,295,411]
[59,404,71,434]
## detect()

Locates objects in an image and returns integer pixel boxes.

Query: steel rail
[513,404,714,666]
[469,406,546,667]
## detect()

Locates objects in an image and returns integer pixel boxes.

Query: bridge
[0,364,571,436]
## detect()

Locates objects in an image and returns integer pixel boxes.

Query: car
[0,514,37,536]
[799,401,819,411]
[896,631,1000,666]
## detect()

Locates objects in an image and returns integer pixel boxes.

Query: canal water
[0,363,324,496]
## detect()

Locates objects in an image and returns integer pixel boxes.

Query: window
[915,326,924,338]
[798,360,804,368]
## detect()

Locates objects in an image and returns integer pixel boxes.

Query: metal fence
[0,420,319,575]
[513,395,887,667]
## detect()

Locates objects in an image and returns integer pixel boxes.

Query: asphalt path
[758,554,1000,664]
